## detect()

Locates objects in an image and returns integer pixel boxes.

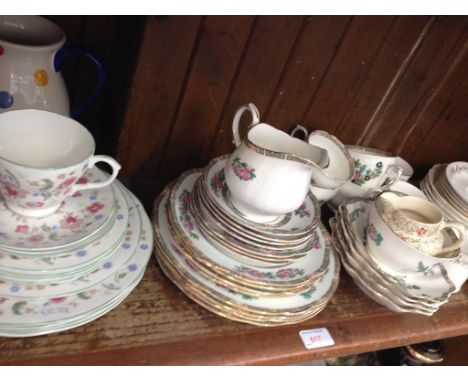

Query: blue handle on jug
[54,46,107,118]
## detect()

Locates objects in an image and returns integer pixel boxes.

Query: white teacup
[0,109,121,218]
[329,164,404,208]
[346,145,413,186]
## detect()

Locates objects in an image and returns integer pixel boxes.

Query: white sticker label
[299,328,335,350]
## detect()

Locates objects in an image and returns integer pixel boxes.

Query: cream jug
[0,16,105,117]
[224,103,329,223]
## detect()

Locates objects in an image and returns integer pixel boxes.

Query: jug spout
[245,123,329,170]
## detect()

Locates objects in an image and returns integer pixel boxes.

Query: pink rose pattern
[59,215,85,230]
[235,266,305,280]
[294,203,311,218]
[87,202,104,213]
[178,189,199,240]
[311,231,321,249]
[15,225,29,233]
[210,169,226,195]
[231,157,256,181]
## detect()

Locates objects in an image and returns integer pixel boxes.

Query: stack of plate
[0,168,153,337]
[153,156,340,326]
[421,162,468,230]
[330,197,465,316]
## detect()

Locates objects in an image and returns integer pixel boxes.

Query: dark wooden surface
[114,15,468,201]
[0,250,467,365]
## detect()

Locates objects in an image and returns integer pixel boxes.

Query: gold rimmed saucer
[193,178,312,248]
[201,155,320,241]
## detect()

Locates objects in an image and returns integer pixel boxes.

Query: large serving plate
[154,187,340,316]
[0,167,116,252]
[154,186,330,296]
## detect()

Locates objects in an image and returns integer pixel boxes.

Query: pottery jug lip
[244,123,330,169]
[0,16,66,51]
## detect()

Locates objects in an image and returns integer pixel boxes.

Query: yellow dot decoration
[33,69,48,87]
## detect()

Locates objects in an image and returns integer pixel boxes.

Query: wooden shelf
[1,227,467,365]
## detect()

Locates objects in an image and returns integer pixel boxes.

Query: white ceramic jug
[0,16,105,117]
[224,103,329,223]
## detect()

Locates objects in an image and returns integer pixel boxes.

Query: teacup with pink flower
[0,109,121,218]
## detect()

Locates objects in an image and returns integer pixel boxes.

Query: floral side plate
[203,156,319,239]
[0,184,153,329]
[0,167,115,251]
[0,183,129,283]
[156,186,339,312]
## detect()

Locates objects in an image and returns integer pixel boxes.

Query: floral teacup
[366,198,464,277]
[377,192,465,257]
[346,145,413,186]
[0,109,121,218]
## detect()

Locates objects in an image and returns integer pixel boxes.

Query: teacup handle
[430,222,465,257]
[70,155,121,193]
[290,125,309,140]
[232,103,260,147]
[377,164,403,189]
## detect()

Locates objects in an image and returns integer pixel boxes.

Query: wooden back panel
[46,16,468,190]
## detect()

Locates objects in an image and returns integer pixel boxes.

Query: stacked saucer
[153,156,340,326]
[0,169,153,337]
[331,196,467,316]
[421,162,468,231]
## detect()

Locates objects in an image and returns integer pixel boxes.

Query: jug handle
[429,222,465,257]
[377,164,402,189]
[232,103,260,147]
[54,45,107,118]
[290,125,309,141]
